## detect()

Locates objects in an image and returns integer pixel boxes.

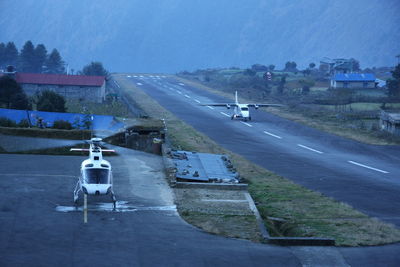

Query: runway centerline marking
[194,99,201,103]
[297,144,323,154]
[220,112,230,117]
[348,161,389,174]
[241,121,252,127]
[263,131,282,139]
[176,90,182,94]
[184,94,191,98]
[207,106,214,110]
[136,82,142,86]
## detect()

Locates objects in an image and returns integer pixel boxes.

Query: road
[124,74,400,227]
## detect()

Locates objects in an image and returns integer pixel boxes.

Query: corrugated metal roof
[172,151,239,183]
[332,73,376,82]
[16,73,105,86]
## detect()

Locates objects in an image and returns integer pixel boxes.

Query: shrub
[18,119,30,128]
[0,117,17,127]
[53,120,73,130]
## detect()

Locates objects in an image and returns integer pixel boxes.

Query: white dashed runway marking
[263,131,282,139]
[240,122,252,127]
[297,144,323,154]
[220,112,230,117]
[348,161,389,174]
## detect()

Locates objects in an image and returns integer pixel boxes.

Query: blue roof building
[331,73,377,89]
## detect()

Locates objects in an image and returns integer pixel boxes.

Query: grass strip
[113,74,400,246]
[0,127,91,140]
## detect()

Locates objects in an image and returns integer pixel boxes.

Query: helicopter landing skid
[73,180,81,204]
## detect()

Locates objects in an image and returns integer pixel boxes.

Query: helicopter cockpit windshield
[84,168,110,184]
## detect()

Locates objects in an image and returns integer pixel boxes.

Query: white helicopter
[71,138,117,208]
[202,91,282,121]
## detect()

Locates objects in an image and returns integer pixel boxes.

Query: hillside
[0,0,399,73]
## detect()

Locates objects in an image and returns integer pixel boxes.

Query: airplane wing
[200,103,238,107]
[247,103,283,108]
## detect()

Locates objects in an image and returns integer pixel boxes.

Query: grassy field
[316,102,400,112]
[113,74,400,246]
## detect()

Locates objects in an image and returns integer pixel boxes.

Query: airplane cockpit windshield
[241,107,249,111]
[84,168,110,184]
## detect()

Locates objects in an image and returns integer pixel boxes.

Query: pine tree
[0,76,30,109]
[19,40,36,72]
[33,44,47,73]
[0,42,5,68]
[4,42,18,67]
[45,49,65,74]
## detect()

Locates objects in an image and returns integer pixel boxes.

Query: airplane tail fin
[235,91,239,105]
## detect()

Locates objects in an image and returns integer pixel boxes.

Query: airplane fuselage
[232,104,251,121]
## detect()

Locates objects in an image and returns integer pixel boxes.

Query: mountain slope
[0,0,399,72]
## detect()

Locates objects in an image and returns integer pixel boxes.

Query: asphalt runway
[125,74,400,227]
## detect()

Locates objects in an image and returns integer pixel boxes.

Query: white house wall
[332,81,375,89]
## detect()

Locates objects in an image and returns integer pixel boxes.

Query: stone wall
[21,83,105,103]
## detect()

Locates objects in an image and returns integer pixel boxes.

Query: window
[343,82,348,88]
[363,82,368,88]
[84,168,110,184]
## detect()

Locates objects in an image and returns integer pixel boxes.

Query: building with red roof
[14,73,106,103]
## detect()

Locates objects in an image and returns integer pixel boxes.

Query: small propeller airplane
[202,91,282,121]
[71,138,117,208]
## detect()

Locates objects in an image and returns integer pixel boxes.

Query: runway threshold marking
[241,121,252,127]
[297,144,323,154]
[263,131,282,139]
[220,112,230,117]
[348,160,389,174]
[207,106,214,110]
[194,99,201,103]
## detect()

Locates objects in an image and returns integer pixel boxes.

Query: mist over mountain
[1,0,399,73]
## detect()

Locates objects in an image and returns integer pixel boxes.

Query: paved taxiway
[1,146,400,265]
[124,75,400,228]
[0,150,303,266]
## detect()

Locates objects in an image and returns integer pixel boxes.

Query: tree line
[0,40,108,76]
[0,41,65,74]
